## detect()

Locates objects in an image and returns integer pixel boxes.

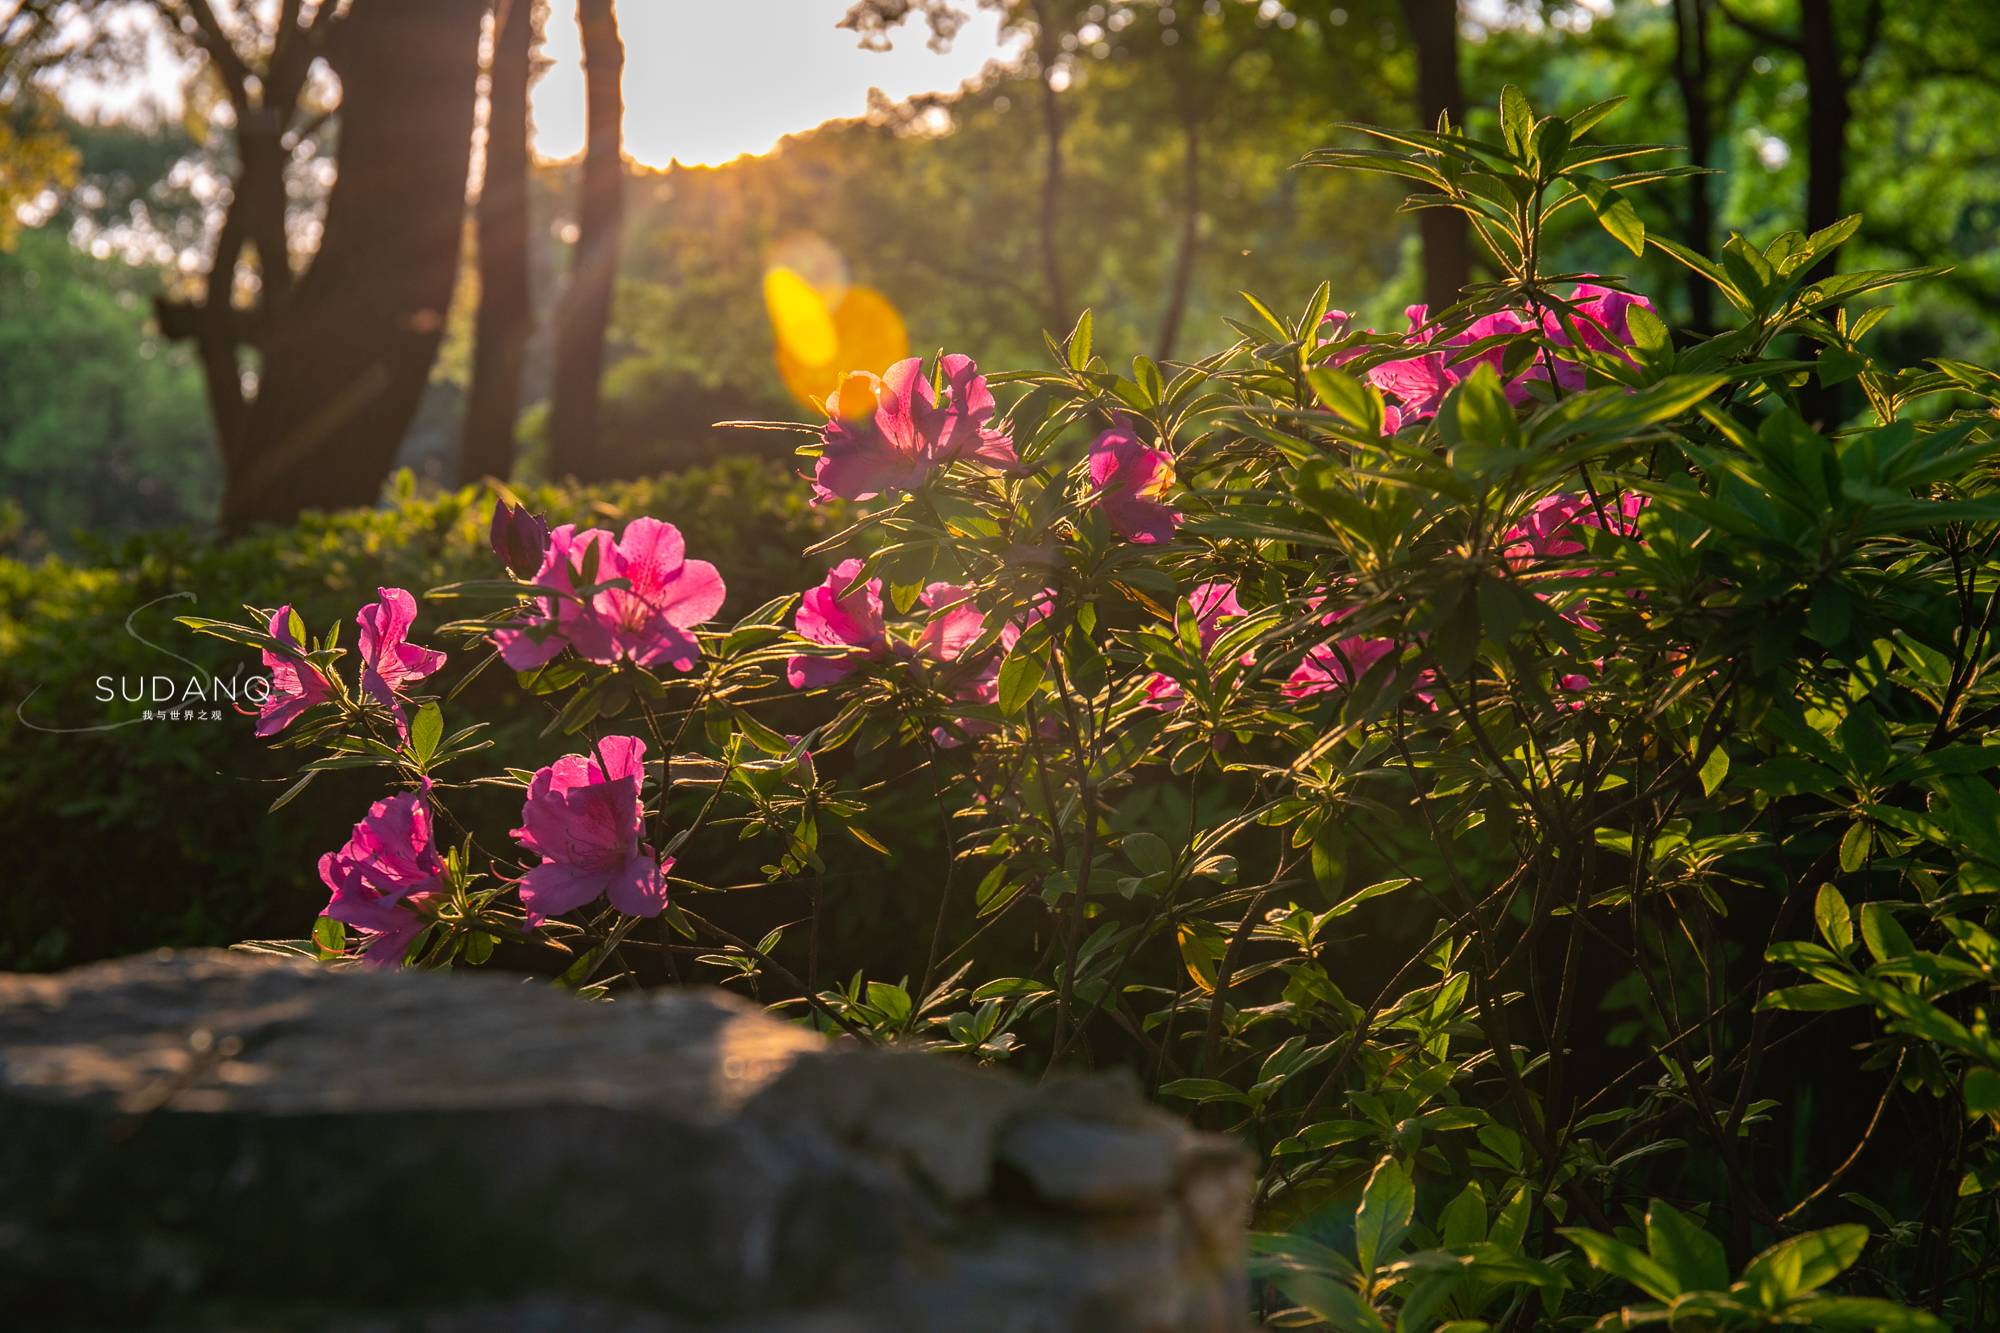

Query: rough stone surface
[0,950,1250,1331]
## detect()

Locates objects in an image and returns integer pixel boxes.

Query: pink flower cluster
[259,588,445,738]
[813,355,1019,503]
[316,734,672,966]
[785,562,1051,745]
[1320,282,1654,429]
[1502,489,1649,707]
[512,734,671,922]
[1090,415,1182,544]
[787,558,889,689]
[1144,581,1252,709]
[1503,490,1647,573]
[493,515,726,673]
[1284,604,1437,708]
[318,792,446,966]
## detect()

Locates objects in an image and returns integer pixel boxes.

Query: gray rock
[0,950,1250,1331]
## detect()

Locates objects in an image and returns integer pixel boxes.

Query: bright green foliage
[0,230,216,550]
[48,86,2000,1331]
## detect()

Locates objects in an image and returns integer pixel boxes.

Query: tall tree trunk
[153,0,323,489]
[1155,106,1200,364]
[548,0,625,483]
[1672,0,1716,332]
[218,0,485,531]
[460,0,539,483]
[1034,24,1068,334]
[1799,0,1850,280]
[1400,0,1470,311]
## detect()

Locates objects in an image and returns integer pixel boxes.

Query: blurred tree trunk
[218,0,484,530]
[1399,0,1469,311]
[461,0,542,484]
[152,0,322,490]
[1720,0,1881,425]
[1155,103,1200,363]
[548,0,625,483]
[1719,0,1881,281]
[1799,0,1884,278]
[1030,1,1068,334]
[1671,0,1716,332]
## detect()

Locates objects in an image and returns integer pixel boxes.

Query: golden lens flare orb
[762,235,908,412]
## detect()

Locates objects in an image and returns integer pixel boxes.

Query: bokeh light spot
[763,234,908,412]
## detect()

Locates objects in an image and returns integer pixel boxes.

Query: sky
[531,1,1010,166]
[54,1,1012,169]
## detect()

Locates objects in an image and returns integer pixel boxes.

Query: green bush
[171,87,2000,1330]
[0,458,830,968]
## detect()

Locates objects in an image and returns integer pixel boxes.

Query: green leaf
[1859,903,1915,963]
[1819,345,1868,387]
[1838,821,1871,874]
[1815,884,1855,953]
[1593,191,1646,257]
[1309,367,1384,434]
[1809,581,1853,647]
[1627,302,1672,357]
[409,702,443,765]
[1065,309,1093,369]
[1560,1227,1681,1302]
[1645,1200,1728,1293]
[1439,1181,1487,1249]
[1329,877,1412,918]
[1760,984,1869,1012]
[997,639,1048,716]
[1354,1154,1415,1277]
[1438,364,1521,451]
[865,980,912,1024]
[1499,85,1534,155]
[1270,1272,1389,1332]
[1786,1296,1947,1331]
[1965,1067,2000,1120]
[1699,746,1730,798]
[1739,1225,1868,1307]
[312,915,346,960]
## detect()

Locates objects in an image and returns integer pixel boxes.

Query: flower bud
[489,499,550,578]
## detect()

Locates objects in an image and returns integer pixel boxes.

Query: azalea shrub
[0,459,830,969]
[189,89,2000,1329]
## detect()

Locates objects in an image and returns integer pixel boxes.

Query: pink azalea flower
[1556,668,1593,711]
[1503,491,1649,631]
[493,522,592,669]
[1145,581,1252,709]
[1502,491,1647,570]
[512,734,671,923]
[357,587,447,734]
[1283,608,1436,708]
[318,792,446,967]
[492,518,725,672]
[788,558,890,688]
[1317,311,1406,434]
[812,354,1019,504]
[1319,309,1365,365]
[256,604,333,737]
[1089,416,1182,544]
[587,518,727,670]
[1368,305,1550,420]
[1542,281,1655,362]
[916,581,991,667]
[917,584,1054,747]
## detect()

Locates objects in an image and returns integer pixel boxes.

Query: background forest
[5,0,2000,553]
